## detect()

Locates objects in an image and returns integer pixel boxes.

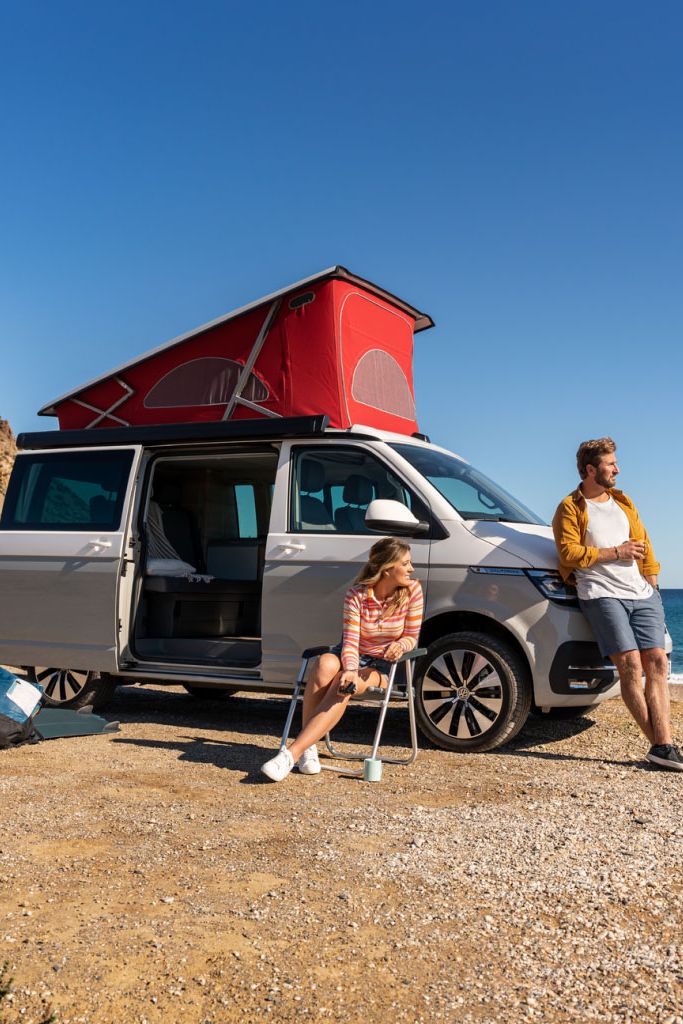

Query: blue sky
[2,1,682,582]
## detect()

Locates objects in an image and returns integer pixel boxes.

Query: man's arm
[552,501,646,569]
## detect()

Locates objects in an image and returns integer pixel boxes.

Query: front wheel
[414,631,532,753]
[24,668,118,710]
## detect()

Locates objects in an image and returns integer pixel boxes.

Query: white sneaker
[297,745,321,775]
[261,747,295,782]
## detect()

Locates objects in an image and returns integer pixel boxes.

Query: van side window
[291,447,418,534]
[0,450,134,531]
[235,483,258,539]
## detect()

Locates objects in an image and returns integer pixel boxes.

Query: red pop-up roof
[40,267,433,436]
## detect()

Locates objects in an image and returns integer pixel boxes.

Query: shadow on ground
[101,683,631,775]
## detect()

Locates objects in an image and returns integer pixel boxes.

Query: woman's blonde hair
[355,537,412,615]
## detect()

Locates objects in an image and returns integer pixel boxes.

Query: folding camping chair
[278,645,427,778]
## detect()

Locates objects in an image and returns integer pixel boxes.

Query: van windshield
[391,444,546,525]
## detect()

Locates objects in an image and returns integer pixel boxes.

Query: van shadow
[107,686,644,772]
[108,684,411,779]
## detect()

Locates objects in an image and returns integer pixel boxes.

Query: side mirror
[364,499,429,537]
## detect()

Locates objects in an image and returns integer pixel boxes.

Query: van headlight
[525,570,579,606]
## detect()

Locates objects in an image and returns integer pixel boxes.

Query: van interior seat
[334,474,374,533]
[206,541,261,581]
[299,458,334,530]
[152,478,203,569]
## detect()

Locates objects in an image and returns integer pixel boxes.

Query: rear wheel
[414,631,532,753]
[24,667,118,710]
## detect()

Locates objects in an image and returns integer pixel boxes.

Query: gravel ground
[0,682,682,1024]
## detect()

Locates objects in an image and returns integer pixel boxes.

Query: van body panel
[465,520,558,569]
[0,537,126,670]
[260,440,430,684]
[0,445,142,672]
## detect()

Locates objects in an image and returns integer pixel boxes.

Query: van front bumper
[549,641,618,695]
[549,637,673,696]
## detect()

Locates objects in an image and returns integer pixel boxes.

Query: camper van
[0,267,647,753]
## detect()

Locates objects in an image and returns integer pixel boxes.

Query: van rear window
[1,450,134,531]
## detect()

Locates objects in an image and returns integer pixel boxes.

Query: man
[553,437,682,771]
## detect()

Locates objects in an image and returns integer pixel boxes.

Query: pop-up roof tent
[40,267,434,436]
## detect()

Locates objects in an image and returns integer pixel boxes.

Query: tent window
[351,350,416,420]
[144,357,268,409]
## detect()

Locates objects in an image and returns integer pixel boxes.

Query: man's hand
[384,642,404,662]
[617,540,646,561]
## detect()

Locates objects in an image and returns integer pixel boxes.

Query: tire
[414,631,532,753]
[24,667,118,710]
[182,684,238,699]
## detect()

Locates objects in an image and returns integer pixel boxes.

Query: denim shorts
[328,643,392,676]
[579,590,666,657]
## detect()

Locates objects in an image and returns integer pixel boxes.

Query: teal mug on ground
[363,757,382,782]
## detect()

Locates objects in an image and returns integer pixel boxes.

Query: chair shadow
[111,734,275,781]
[108,684,409,782]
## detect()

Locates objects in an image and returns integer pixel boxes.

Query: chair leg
[368,669,397,760]
[323,662,419,766]
[373,661,419,766]
[305,656,420,773]
[323,664,398,762]
[279,657,309,751]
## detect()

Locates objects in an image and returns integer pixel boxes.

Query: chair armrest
[395,647,427,664]
[301,644,338,659]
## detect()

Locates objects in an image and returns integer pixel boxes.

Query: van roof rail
[17,415,331,451]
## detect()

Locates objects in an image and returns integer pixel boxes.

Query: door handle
[278,541,306,552]
[89,538,113,549]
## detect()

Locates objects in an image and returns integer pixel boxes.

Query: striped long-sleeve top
[340,578,424,671]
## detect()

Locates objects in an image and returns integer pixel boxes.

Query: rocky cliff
[0,418,17,507]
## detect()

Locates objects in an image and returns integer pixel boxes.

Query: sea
[662,589,683,681]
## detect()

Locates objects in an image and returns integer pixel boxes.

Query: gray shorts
[579,590,666,658]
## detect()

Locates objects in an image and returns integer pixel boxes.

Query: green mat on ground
[34,706,120,740]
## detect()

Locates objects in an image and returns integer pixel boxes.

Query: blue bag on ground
[0,667,42,724]
[0,667,120,745]
[0,667,43,748]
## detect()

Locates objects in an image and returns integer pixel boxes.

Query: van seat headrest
[342,474,373,505]
[299,459,326,494]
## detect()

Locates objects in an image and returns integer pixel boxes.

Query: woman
[261,537,424,782]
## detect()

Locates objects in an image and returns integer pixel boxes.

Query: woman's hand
[383,642,404,662]
[339,670,359,694]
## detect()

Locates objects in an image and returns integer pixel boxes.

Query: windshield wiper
[459,513,508,522]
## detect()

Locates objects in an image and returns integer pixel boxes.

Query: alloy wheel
[31,667,91,704]
[421,647,504,741]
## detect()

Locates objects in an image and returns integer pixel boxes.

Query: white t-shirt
[575,496,653,601]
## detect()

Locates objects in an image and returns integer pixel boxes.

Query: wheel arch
[420,611,533,686]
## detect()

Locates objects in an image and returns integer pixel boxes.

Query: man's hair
[576,437,616,479]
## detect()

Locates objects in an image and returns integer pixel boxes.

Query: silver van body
[1,415,658,752]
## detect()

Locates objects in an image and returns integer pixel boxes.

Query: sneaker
[261,747,295,782]
[297,745,321,775]
[646,744,683,772]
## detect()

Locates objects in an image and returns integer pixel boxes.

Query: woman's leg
[289,668,383,761]
[302,653,341,726]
